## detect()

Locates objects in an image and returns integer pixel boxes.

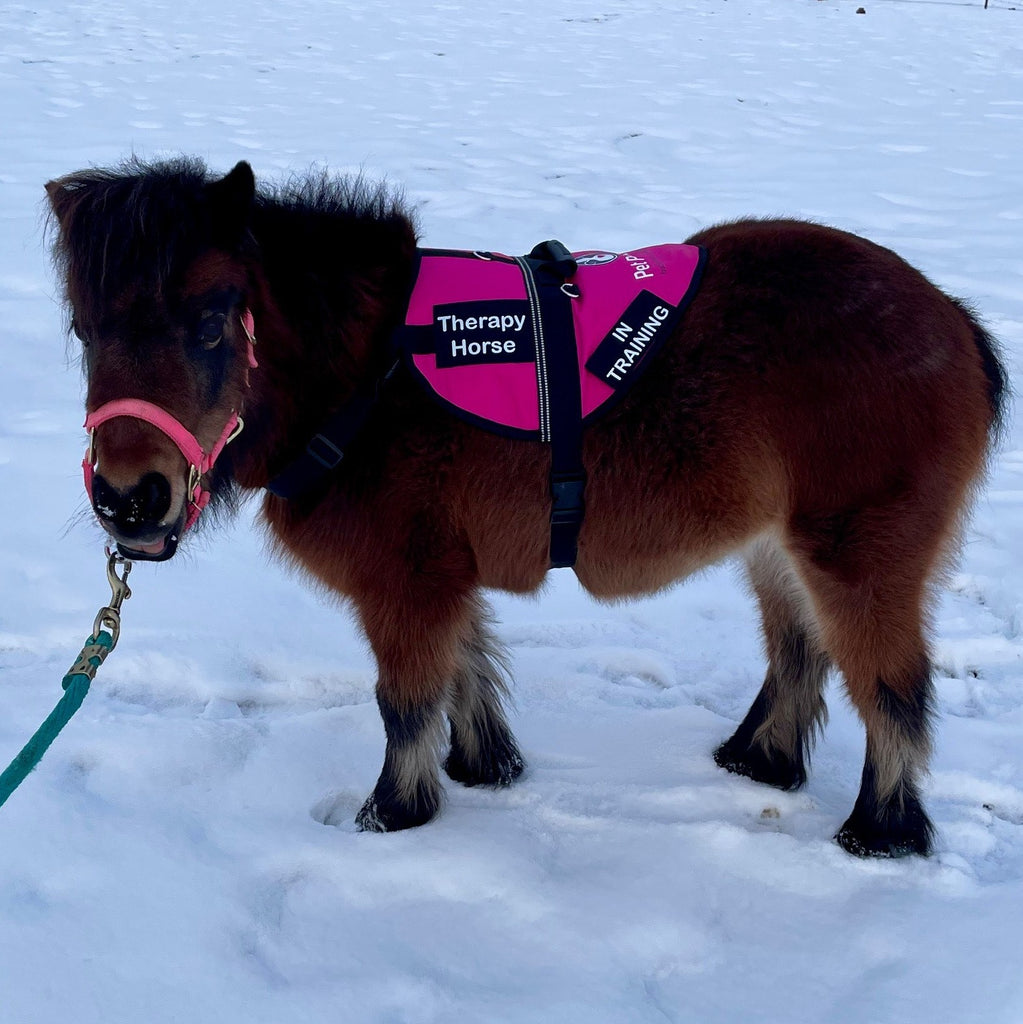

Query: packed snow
[1,0,1022,1021]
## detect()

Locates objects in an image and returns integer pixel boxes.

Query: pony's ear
[45,177,78,230]
[207,161,255,247]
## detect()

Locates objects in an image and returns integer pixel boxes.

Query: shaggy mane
[48,157,417,320]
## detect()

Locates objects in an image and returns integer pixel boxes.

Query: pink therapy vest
[397,243,706,439]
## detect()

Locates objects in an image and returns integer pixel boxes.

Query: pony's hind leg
[715,537,830,791]
[444,599,525,787]
[788,507,941,857]
[835,658,935,858]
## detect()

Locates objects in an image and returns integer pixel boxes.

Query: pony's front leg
[355,689,448,832]
[354,586,473,833]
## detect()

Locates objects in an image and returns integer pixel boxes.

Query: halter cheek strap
[82,310,256,532]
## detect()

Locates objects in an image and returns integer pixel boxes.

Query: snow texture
[1,1,1022,1021]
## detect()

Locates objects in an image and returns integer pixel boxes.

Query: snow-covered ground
[2,0,1023,1020]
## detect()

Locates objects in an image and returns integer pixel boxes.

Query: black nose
[92,472,172,538]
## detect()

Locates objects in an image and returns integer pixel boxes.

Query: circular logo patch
[574,251,618,266]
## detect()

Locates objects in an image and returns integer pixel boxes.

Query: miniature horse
[46,158,1006,857]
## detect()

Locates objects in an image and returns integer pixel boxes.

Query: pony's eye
[198,313,226,349]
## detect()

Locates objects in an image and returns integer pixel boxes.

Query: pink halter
[83,310,257,532]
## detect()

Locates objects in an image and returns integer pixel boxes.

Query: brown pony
[46,157,1006,857]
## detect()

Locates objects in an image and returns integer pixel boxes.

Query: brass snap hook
[93,549,132,647]
[105,549,132,611]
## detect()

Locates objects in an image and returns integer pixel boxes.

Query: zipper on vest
[514,256,551,442]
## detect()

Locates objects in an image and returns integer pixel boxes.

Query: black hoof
[444,740,525,788]
[355,781,440,833]
[835,799,934,858]
[714,735,806,791]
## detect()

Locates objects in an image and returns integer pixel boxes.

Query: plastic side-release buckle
[551,473,586,525]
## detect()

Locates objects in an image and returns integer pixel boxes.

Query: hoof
[355,782,440,833]
[444,741,525,788]
[836,777,934,858]
[714,736,806,792]
[835,805,934,858]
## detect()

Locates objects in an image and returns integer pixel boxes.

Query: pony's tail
[952,297,1010,445]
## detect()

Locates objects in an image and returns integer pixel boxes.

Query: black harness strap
[266,359,399,500]
[518,241,586,569]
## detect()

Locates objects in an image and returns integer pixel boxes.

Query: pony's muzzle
[82,397,245,559]
[90,470,183,561]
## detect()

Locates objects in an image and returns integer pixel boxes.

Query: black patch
[836,759,934,858]
[376,693,438,748]
[585,289,681,390]
[876,668,934,748]
[876,655,933,720]
[432,300,534,368]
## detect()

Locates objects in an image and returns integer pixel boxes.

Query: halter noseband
[82,310,257,533]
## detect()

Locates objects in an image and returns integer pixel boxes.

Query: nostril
[91,475,120,523]
[128,472,172,525]
[92,472,172,534]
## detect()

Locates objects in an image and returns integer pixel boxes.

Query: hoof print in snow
[310,792,356,828]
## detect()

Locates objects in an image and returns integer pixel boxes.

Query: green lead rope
[0,551,132,810]
[0,632,115,808]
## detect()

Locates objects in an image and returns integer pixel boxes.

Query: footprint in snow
[583,647,677,707]
[310,789,363,829]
